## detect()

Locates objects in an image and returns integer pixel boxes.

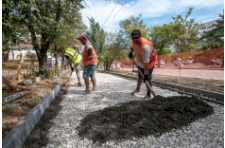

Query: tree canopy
[200,13,224,48]
[170,7,200,52]
[3,0,85,75]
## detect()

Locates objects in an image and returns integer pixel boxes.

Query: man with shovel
[129,29,157,100]
[58,46,82,86]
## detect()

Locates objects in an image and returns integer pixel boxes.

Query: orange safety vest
[82,44,98,67]
[131,37,157,69]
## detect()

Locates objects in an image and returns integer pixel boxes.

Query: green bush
[31,67,62,78]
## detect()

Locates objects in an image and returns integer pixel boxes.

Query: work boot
[131,88,140,95]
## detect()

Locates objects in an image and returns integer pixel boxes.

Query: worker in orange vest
[77,35,98,94]
[129,29,157,100]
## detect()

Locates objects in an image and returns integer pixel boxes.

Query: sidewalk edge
[2,84,61,148]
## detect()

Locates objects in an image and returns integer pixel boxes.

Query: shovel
[131,58,156,97]
[63,70,73,86]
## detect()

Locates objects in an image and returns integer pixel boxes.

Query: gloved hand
[128,52,133,59]
[71,67,74,72]
[144,75,149,82]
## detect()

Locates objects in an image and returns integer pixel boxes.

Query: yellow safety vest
[64,47,82,65]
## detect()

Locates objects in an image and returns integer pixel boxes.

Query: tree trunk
[36,50,48,75]
[157,56,161,68]
[54,45,58,70]
[28,24,50,76]
[55,54,58,70]
[62,55,65,70]
[104,61,106,70]
[106,57,109,71]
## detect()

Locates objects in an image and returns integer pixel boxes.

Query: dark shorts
[138,66,154,80]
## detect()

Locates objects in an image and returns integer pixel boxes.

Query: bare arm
[86,43,93,59]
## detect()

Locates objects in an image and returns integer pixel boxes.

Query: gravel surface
[23,71,224,148]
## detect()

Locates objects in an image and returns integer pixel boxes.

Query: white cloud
[80,0,224,32]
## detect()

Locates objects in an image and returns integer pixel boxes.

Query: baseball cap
[77,35,87,40]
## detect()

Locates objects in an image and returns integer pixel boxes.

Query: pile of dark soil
[77,96,213,143]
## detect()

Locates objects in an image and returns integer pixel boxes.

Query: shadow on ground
[22,88,68,148]
[77,96,213,143]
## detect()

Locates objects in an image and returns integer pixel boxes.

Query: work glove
[71,67,74,72]
[143,75,149,82]
[128,52,133,59]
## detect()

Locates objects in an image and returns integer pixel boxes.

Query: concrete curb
[2,84,62,148]
[2,90,30,104]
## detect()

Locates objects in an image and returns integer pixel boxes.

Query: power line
[105,0,127,30]
[101,1,119,28]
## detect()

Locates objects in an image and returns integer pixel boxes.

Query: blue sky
[81,0,224,32]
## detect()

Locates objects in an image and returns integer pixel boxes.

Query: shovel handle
[132,58,156,97]
[64,71,73,86]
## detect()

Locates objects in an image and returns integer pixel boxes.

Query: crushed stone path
[23,71,224,148]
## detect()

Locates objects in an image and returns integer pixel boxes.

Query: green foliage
[149,24,173,55]
[119,14,149,38]
[2,0,29,50]
[161,49,172,55]
[31,67,61,78]
[200,13,224,48]
[86,17,106,54]
[170,7,200,52]
[99,31,129,70]
[53,16,86,50]
[3,0,85,75]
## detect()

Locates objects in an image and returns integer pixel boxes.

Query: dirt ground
[2,68,224,139]
[112,70,224,93]
[2,70,72,139]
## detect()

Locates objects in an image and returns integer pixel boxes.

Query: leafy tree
[3,0,84,75]
[2,0,29,51]
[119,14,149,39]
[170,7,200,52]
[86,17,106,54]
[149,24,173,55]
[200,13,224,48]
[161,49,172,55]
[99,31,128,70]
[148,24,173,67]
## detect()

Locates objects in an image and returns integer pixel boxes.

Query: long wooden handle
[132,58,156,97]
[64,71,73,86]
